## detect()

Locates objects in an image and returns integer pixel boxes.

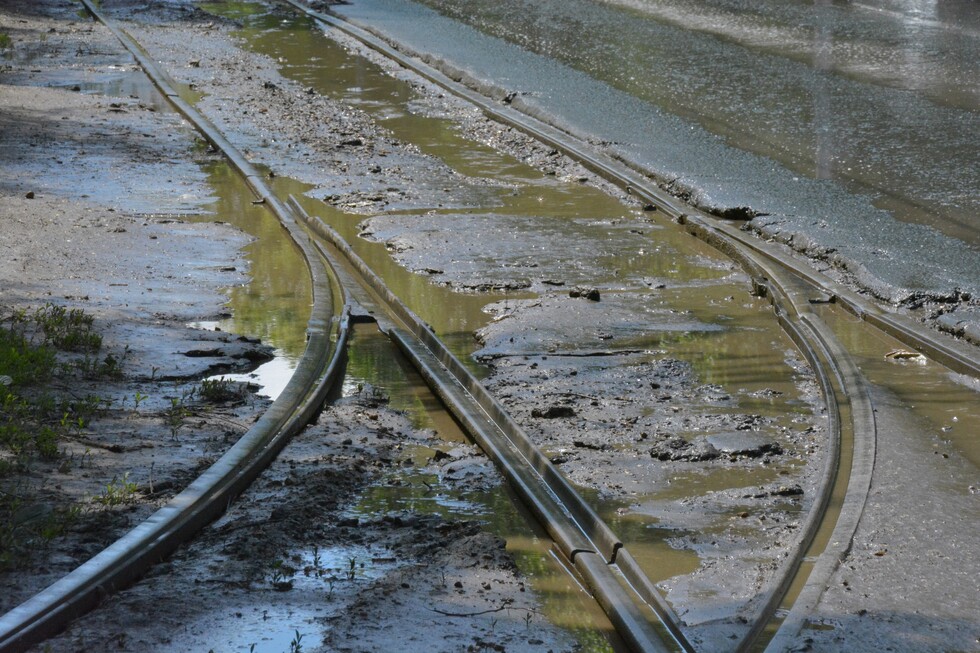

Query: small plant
[0,490,79,570]
[165,396,189,440]
[310,545,323,578]
[133,392,148,411]
[524,611,533,630]
[0,326,56,385]
[269,558,296,591]
[288,630,304,653]
[346,556,357,581]
[73,351,124,380]
[93,472,139,507]
[197,377,240,403]
[0,33,12,50]
[32,304,101,353]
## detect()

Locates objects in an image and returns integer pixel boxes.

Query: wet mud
[333,0,980,346]
[29,0,825,648]
[0,0,274,619]
[37,387,578,653]
[5,0,975,651]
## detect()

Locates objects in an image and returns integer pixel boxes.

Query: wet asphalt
[333,0,980,302]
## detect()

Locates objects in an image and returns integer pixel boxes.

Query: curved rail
[290,197,689,652]
[282,0,979,379]
[274,1,902,649]
[0,3,352,652]
[10,2,974,651]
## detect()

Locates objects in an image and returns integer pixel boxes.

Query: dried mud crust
[0,0,272,620]
[744,218,980,349]
[34,390,577,653]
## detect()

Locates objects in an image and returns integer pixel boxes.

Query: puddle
[191,162,314,363]
[76,53,316,396]
[211,354,295,400]
[192,2,826,643]
[175,605,324,653]
[340,324,623,651]
[820,304,980,469]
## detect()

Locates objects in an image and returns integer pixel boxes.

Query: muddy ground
[2,1,975,652]
[0,2,584,652]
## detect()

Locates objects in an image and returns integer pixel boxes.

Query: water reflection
[199,3,823,639]
[342,324,621,651]
[186,160,313,361]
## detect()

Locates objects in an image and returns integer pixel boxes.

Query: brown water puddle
[342,325,624,651]
[819,304,980,470]
[53,45,314,398]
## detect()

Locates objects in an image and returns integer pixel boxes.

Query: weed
[32,304,101,353]
[93,472,138,507]
[73,351,124,380]
[0,327,56,385]
[196,377,240,403]
[0,33,11,50]
[289,630,304,653]
[165,395,189,440]
[269,559,294,591]
[309,545,324,578]
[0,488,79,570]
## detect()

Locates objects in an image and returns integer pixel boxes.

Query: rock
[706,433,783,459]
[773,484,803,497]
[650,437,720,461]
[569,286,600,301]
[531,405,576,419]
[573,439,610,451]
[25,191,34,199]
[431,449,452,462]
[183,348,224,357]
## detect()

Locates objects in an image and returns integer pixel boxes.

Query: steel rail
[280,0,979,380]
[290,198,690,653]
[3,3,690,651]
[0,4,352,652]
[685,220,877,652]
[272,2,907,650]
[16,1,964,650]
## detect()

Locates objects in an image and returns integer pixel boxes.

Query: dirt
[37,387,575,653]
[0,2,588,652]
[0,0,277,615]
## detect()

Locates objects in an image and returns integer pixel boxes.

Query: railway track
[1,2,977,652]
